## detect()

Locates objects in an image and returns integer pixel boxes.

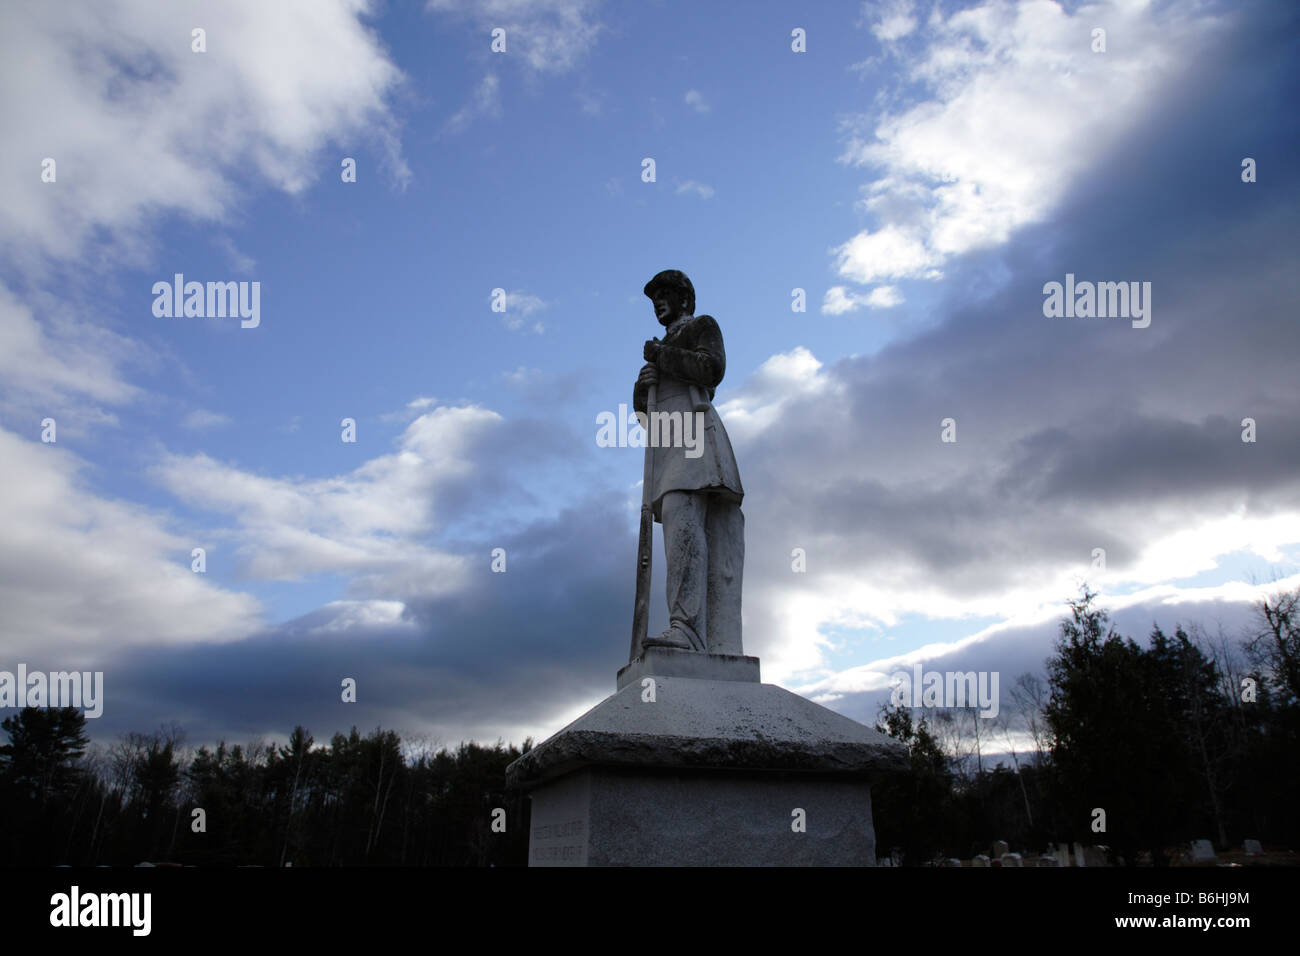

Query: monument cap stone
[508,673,905,790]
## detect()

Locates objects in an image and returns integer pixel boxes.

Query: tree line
[2,585,1296,866]
[872,585,1300,865]
[0,718,531,866]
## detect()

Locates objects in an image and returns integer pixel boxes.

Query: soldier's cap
[643,269,694,302]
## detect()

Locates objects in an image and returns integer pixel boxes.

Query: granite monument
[506,270,906,866]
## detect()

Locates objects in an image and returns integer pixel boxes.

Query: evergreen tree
[873,704,953,864]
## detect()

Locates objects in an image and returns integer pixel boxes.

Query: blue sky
[2,0,1298,757]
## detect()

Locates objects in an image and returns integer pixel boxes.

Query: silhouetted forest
[2,586,1296,866]
[872,586,1300,865]
[0,719,531,866]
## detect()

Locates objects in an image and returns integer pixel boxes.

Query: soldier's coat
[633,313,744,522]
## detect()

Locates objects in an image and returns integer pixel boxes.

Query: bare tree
[930,707,986,784]
[928,709,959,779]
[1189,620,1250,712]
[1248,586,1300,703]
[993,709,1034,827]
[1009,672,1051,765]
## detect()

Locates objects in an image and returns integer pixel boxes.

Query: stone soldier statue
[633,270,745,655]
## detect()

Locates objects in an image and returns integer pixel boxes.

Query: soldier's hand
[637,363,658,388]
[643,338,662,363]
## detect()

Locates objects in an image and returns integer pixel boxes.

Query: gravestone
[1243,839,1262,856]
[992,839,1010,858]
[1056,842,1073,867]
[1073,842,1086,867]
[1084,845,1109,867]
[1000,852,1023,867]
[1037,854,1059,867]
[945,858,962,867]
[972,854,991,867]
[1189,839,1217,862]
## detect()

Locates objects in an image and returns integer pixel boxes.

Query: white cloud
[1124,514,1300,585]
[380,395,440,422]
[684,89,710,113]
[868,0,917,42]
[0,282,144,429]
[576,90,605,115]
[822,284,903,314]
[833,224,937,284]
[426,0,603,74]
[676,180,715,200]
[284,599,414,636]
[822,287,859,315]
[505,291,545,315]
[150,405,493,596]
[0,3,427,664]
[866,285,903,307]
[0,428,264,661]
[501,291,547,332]
[443,73,502,134]
[715,346,834,445]
[794,574,1300,701]
[836,0,1227,284]
[211,236,257,274]
[501,366,544,387]
[182,409,233,430]
[0,0,411,274]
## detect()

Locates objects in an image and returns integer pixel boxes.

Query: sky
[1,0,1298,761]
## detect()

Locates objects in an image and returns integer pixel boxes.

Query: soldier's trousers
[660,490,744,655]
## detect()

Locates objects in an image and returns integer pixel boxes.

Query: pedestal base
[508,666,906,867]
[528,766,876,866]
[616,647,759,690]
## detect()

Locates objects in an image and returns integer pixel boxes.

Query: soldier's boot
[642,625,695,650]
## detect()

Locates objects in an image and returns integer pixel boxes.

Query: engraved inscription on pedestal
[527,770,590,867]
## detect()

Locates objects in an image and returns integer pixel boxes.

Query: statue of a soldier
[632,270,745,657]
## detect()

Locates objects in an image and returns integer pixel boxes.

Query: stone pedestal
[616,646,760,690]
[507,650,906,867]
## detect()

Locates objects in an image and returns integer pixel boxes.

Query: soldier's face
[652,292,683,324]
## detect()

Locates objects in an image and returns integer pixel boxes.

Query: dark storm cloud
[96,496,643,748]
[729,1,1300,608]
[57,1,1300,749]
